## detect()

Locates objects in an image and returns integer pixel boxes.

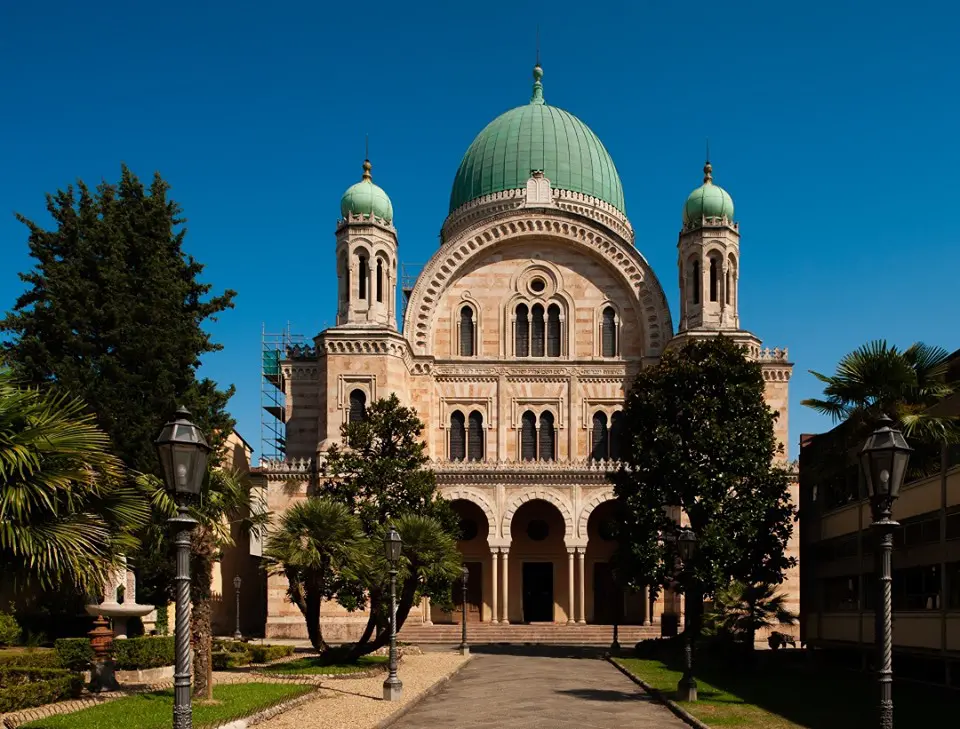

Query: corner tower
[336,159,398,329]
[676,160,739,333]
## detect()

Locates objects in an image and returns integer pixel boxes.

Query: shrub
[213,639,249,655]
[112,636,175,670]
[0,649,62,669]
[0,668,83,712]
[248,644,294,663]
[0,609,21,647]
[154,605,169,636]
[212,651,251,670]
[633,635,683,659]
[54,638,94,671]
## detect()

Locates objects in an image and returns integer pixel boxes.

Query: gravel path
[257,652,470,729]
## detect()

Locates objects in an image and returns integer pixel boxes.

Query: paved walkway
[390,649,688,729]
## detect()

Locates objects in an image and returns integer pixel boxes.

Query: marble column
[490,549,499,624]
[566,548,576,625]
[576,548,586,624]
[501,548,510,624]
[422,596,432,626]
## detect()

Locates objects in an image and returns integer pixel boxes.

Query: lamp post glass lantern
[676,528,698,703]
[233,576,243,641]
[859,415,912,729]
[459,566,470,655]
[383,526,403,701]
[155,406,210,729]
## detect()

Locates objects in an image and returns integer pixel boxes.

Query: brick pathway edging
[374,655,474,729]
[608,658,712,729]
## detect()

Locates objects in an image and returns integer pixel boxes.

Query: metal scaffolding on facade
[260,323,306,465]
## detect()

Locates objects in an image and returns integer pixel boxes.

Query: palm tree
[0,370,149,594]
[704,580,797,649]
[264,497,370,653]
[142,466,269,699]
[803,340,958,447]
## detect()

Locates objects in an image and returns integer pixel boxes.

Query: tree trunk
[351,574,418,657]
[191,592,214,699]
[303,580,328,653]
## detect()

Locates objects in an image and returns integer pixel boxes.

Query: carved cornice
[255,457,315,475]
[432,458,626,477]
[281,364,320,380]
[403,213,673,359]
[762,367,793,382]
[336,212,396,233]
[430,362,631,381]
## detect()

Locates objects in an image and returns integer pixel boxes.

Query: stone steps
[399,624,661,645]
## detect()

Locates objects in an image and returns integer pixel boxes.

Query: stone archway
[502,488,574,544]
[577,488,615,542]
[441,487,498,541]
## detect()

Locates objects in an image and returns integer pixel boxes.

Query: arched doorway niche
[584,500,648,625]
[508,499,570,624]
[437,499,489,624]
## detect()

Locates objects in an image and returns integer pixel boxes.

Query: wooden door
[453,561,482,623]
[593,562,621,624]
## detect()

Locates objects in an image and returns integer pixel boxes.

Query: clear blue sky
[2,1,957,463]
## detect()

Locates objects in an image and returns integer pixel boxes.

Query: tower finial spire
[703,139,713,184]
[536,24,540,66]
[362,135,372,181]
[531,33,544,105]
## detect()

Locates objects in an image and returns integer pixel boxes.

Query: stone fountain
[85,556,154,639]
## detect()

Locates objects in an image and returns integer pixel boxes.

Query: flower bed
[0,668,83,713]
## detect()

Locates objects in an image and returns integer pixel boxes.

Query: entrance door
[453,561,483,623]
[522,562,554,622]
[593,562,621,624]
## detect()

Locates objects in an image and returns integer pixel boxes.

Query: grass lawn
[615,656,953,729]
[260,654,388,676]
[20,683,313,729]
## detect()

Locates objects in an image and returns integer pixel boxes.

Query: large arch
[577,488,616,541]
[441,487,498,541]
[501,488,574,543]
[402,213,673,358]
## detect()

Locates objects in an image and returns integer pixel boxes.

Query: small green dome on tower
[448,64,625,214]
[682,161,734,226]
[340,160,394,223]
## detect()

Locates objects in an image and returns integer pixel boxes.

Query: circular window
[530,277,546,293]
[459,518,479,541]
[527,519,549,541]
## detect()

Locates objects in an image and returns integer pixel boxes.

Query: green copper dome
[449,65,625,214]
[340,160,394,223]
[682,161,734,226]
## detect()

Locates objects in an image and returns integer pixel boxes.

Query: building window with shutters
[610,411,624,460]
[531,304,545,357]
[538,411,555,461]
[515,304,530,357]
[601,306,617,357]
[691,260,700,305]
[459,306,475,356]
[349,389,367,424]
[358,255,368,300]
[591,411,609,460]
[547,304,561,357]
[467,411,484,461]
[709,256,719,302]
[376,259,384,303]
[449,411,466,461]
[520,410,537,461]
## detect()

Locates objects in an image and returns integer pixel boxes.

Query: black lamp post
[233,576,243,641]
[676,528,698,702]
[859,414,912,729]
[383,525,403,701]
[155,407,211,729]
[458,566,470,655]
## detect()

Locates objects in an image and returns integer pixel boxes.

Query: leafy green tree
[0,370,150,593]
[142,467,268,699]
[322,394,461,658]
[802,340,958,475]
[264,498,371,652]
[0,164,236,477]
[611,337,796,633]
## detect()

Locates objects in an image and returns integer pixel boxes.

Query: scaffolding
[260,323,306,465]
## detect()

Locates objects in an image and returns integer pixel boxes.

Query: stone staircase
[399,623,661,646]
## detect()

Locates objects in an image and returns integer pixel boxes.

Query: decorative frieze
[256,457,315,474]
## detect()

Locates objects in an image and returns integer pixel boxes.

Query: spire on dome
[531,63,544,105]
[362,159,372,181]
[703,160,713,184]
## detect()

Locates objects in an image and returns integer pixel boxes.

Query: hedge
[0,649,62,669]
[212,651,251,670]
[0,668,83,713]
[112,637,174,670]
[248,644,294,663]
[53,638,94,672]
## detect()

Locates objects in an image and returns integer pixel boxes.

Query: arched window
[538,411,555,461]
[691,260,700,305]
[358,255,368,300]
[709,257,719,302]
[339,252,349,306]
[725,269,731,305]
[515,304,530,357]
[520,411,537,461]
[531,304,545,357]
[459,306,475,357]
[601,306,617,357]
[591,411,609,461]
[349,389,367,423]
[467,411,484,461]
[547,304,561,357]
[449,411,466,461]
[376,259,384,303]
[727,255,737,307]
[610,411,624,461]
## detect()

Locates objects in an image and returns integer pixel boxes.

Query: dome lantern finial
[362,159,372,182]
[531,63,544,105]
[703,160,713,185]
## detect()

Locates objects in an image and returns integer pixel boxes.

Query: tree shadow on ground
[555,687,661,703]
